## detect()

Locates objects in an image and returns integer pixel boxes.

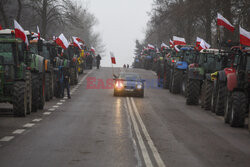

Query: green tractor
[0,38,32,116]
[185,49,223,105]
[0,29,45,113]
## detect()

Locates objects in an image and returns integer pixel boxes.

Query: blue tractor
[169,46,197,94]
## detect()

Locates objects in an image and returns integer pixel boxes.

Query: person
[89,54,93,69]
[58,66,64,98]
[127,64,129,68]
[96,54,101,69]
[62,67,71,99]
[123,64,126,68]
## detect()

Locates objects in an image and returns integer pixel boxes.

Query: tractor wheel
[45,73,50,101]
[181,75,187,97]
[164,67,171,89]
[186,79,200,105]
[215,82,226,116]
[49,72,54,99]
[170,69,181,94]
[13,81,27,117]
[224,92,232,124]
[211,81,217,113]
[203,80,213,110]
[230,91,248,127]
[200,82,205,108]
[38,74,45,109]
[31,74,39,112]
[25,71,32,115]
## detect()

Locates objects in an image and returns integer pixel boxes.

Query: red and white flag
[0,25,2,30]
[217,13,235,32]
[196,37,203,47]
[161,42,169,50]
[110,52,116,64]
[37,26,40,39]
[55,33,69,49]
[169,39,174,47]
[174,45,180,52]
[76,37,84,44]
[198,40,211,51]
[91,47,95,54]
[14,20,29,46]
[72,36,82,49]
[173,36,186,45]
[240,26,250,46]
[147,44,155,50]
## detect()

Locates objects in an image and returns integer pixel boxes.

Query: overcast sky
[85,0,153,67]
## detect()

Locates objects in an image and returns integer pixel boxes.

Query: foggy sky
[87,0,152,67]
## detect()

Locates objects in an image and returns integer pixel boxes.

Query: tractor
[169,46,197,94]
[0,38,32,116]
[0,29,45,112]
[186,49,223,105]
[224,48,250,127]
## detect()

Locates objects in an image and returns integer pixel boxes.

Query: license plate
[125,89,134,92]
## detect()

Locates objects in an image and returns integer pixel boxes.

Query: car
[113,72,145,97]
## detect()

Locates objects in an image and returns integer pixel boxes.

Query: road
[0,67,250,167]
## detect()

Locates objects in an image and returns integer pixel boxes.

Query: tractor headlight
[115,81,124,89]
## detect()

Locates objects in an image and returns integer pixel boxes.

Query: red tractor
[224,48,250,127]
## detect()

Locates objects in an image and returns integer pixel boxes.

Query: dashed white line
[53,105,59,108]
[48,108,55,111]
[0,136,14,142]
[32,118,42,122]
[12,129,26,134]
[60,100,65,102]
[57,102,63,105]
[43,112,51,115]
[63,97,67,99]
[23,123,35,128]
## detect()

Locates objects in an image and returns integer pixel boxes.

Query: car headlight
[115,81,124,89]
[136,84,142,89]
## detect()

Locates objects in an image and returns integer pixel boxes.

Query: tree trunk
[16,0,22,22]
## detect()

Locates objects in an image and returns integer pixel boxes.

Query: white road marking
[48,108,55,111]
[60,100,65,102]
[53,105,59,108]
[12,129,26,134]
[32,118,42,122]
[63,97,67,99]
[23,123,35,128]
[126,97,153,167]
[131,97,166,167]
[57,102,63,105]
[43,112,51,115]
[0,136,14,142]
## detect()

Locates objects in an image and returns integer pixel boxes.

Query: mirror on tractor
[0,56,4,64]
[38,39,43,52]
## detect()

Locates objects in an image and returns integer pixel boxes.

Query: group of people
[86,54,102,69]
[123,64,130,68]
[56,54,102,99]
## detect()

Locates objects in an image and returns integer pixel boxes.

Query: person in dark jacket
[62,67,71,99]
[96,54,101,69]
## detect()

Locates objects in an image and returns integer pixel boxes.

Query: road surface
[0,67,250,167]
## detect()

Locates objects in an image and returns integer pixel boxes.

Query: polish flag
[55,33,69,49]
[169,39,174,47]
[196,37,203,47]
[147,44,155,50]
[110,52,116,64]
[0,25,2,30]
[217,13,235,32]
[240,26,250,46]
[174,45,180,52]
[37,26,40,39]
[91,47,95,54]
[173,36,186,45]
[72,36,82,49]
[14,20,29,46]
[198,40,211,51]
[76,37,84,44]
[161,43,169,50]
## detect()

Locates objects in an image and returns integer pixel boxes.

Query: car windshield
[119,73,141,81]
[0,42,15,64]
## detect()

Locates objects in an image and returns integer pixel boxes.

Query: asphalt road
[0,67,250,167]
